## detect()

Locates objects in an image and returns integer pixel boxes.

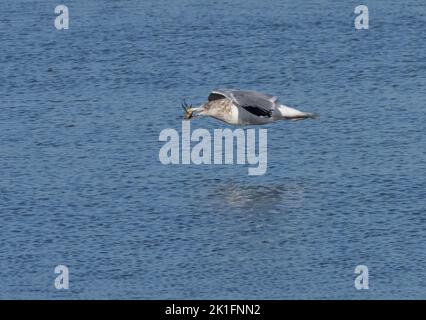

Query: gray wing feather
[210,89,279,117]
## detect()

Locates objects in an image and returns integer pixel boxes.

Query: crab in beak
[182,100,195,120]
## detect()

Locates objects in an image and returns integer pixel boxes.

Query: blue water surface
[1,0,425,299]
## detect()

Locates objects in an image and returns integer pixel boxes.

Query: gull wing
[208,89,278,118]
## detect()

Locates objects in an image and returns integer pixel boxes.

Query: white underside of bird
[182,89,318,125]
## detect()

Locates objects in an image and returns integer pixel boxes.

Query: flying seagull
[182,89,318,125]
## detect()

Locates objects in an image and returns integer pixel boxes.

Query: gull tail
[278,105,319,121]
[291,112,320,121]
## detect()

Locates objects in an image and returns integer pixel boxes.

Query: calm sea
[1,0,425,299]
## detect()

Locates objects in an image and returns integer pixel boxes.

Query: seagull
[182,89,319,125]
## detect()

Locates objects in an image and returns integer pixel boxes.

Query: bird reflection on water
[213,180,305,211]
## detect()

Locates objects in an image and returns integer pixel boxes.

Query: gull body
[185,89,318,125]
